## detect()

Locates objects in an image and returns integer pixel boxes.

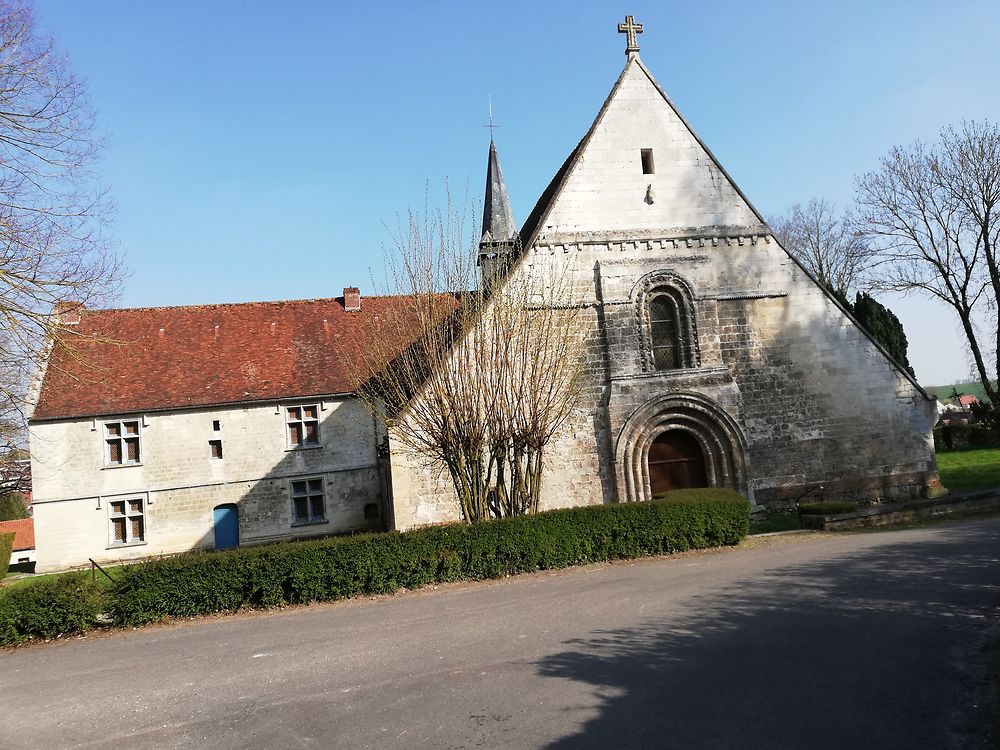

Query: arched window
[635,271,700,372]
[646,285,694,370]
[649,293,681,370]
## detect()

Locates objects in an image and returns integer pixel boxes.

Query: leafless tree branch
[855,122,1000,403]
[0,2,122,471]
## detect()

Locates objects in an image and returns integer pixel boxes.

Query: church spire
[481,138,517,245]
[479,135,519,283]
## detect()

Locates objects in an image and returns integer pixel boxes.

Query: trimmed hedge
[799,500,858,516]
[0,531,13,577]
[934,423,1000,452]
[0,572,104,644]
[109,495,750,627]
[0,495,750,643]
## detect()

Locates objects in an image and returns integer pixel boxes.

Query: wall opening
[647,430,708,495]
[640,148,655,174]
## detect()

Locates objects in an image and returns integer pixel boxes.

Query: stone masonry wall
[30,397,382,571]
[390,54,937,524]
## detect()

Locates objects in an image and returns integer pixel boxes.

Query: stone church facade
[387,41,939,527]
[26,26,938,571]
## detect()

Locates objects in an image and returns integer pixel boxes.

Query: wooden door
[648,430,708,496]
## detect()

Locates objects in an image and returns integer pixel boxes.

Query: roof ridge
[87,292,424,314]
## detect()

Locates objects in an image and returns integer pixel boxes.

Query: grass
[750,513,802,534]
[1,566,121,591]
[937,448,1000,493]
[924,380,993,405]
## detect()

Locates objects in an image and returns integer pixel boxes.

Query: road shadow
[536,521,1000,750]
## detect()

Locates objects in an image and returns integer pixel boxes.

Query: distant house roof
[0,518,34,551]
[957,394,980,407]
[938,411,973,426]
[31,294,445,421]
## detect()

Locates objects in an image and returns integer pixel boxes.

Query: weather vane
[618,14,643,56]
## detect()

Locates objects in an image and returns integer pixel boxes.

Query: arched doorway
[647,430,708,496]
[616,391,750,504]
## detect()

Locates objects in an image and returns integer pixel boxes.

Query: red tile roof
[0,518,34,551]
[32,295,443,421]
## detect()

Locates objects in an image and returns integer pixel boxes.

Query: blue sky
[33,1,1000,386]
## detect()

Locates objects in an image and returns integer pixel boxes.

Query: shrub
[0,572,105,645]
[0,531,13,577]
[799,500,858,516]
[109,496,751,627]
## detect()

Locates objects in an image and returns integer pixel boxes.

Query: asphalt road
[3,518,1000,749]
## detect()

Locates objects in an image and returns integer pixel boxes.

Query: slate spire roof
[480,139,518,243]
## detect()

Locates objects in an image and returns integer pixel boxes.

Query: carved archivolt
[615,391,749,503]
[632,270,700,372]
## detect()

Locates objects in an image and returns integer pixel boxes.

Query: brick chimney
[343,287,361,313]
[53,301,84,325]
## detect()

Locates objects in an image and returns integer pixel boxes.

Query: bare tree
[353,196,584,522]
[0,3,121,438]
[771,198,869,293]
[855,121,1000,404]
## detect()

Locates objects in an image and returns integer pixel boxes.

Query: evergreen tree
[851,292,915,377]
[0,491,28,521]
[825,283,852,312]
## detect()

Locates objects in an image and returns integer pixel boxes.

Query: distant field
[937,448,1000,492]
[924,380,993,404]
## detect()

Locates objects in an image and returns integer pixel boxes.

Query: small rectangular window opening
[210,439,223,459]
[212,420,221,431]
[641,148,655,175]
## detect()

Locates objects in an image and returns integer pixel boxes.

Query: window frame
[636,272,700,373]
[286,404,321,449]
[108,496,146,547]
[290,476,327,526]
[104,419,142,467]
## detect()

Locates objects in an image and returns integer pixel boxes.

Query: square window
[286,404,320,448]
[109,497,145,545]
[291,477,326,524]
[104,420,141,466]
[212,420,221,431]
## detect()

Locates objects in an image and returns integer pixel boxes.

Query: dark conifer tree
[851,292,915,377]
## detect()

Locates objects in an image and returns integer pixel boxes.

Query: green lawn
[2,565,121,590]
[750,513,802,534]
[937,448,1000,492]
[924,380,993,404]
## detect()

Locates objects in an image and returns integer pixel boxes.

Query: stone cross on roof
[617,14,643,56]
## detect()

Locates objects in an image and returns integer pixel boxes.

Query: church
[26,18,938,571]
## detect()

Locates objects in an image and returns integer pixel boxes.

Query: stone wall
[29,396,382,571]
[385,53,939,527]
[388,223,937,525]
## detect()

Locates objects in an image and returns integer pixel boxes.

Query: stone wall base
[803,490,1000,530]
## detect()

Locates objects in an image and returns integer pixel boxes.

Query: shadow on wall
[535,521,1000,749]
[675,268,938,505]
[151,400,386,558]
